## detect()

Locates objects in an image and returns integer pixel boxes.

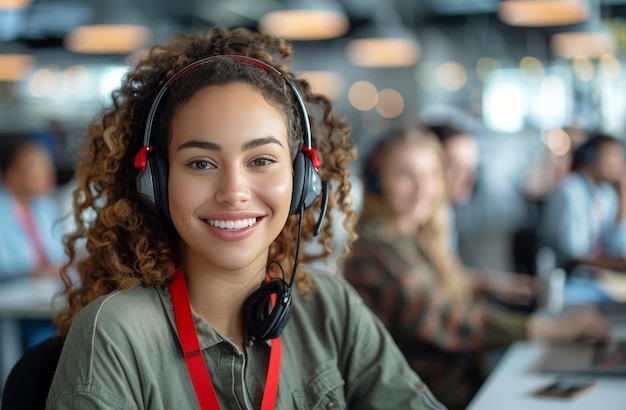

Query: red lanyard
[13,200,48,266]
[169,268,282,410]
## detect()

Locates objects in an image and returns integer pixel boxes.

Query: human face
[378,141,444,232]
[443,134,479,205]
[595,142,625,183]
[168,83,293,273]
[7,144,56,198]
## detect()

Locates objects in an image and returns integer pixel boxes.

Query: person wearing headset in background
[540,133,626,272]
[344,126,610,410]
[46,27,445,409]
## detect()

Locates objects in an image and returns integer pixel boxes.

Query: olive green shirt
[46,269,445,409]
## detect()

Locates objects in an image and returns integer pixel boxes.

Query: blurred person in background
[428,123,536,308]
[515,142,574,276]
[344,126,611,409]
[540,133,626,272]
[426,124,478,250]
[0,138,66,348]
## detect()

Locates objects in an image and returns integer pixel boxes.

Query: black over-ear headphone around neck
[133,55,329,340]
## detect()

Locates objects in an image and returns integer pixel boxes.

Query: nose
[214,165,252,206]
[410,174,422,193]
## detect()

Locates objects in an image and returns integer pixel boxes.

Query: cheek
[263,173,293,214]
[167,170,207,216]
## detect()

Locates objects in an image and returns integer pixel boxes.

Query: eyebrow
[176,140,220,152]
[176,136,284,152]
[241,136,284,151]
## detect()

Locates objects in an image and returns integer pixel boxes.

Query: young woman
[45,27,445,409]
[344,126,610,410]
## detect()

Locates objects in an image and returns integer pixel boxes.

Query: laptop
[540,340,626,375]
[596,301,626,319]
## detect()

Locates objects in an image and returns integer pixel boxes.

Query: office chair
[1,335,65,410]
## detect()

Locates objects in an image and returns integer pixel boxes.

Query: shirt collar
[157,283,272,351]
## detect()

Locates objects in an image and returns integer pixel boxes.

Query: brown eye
[250,156,276,167]
[188,160,214,170]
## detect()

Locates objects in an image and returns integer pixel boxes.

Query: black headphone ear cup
[290,151,323,215]
[364,169,381,194]
[137,154,170,220]
[244,278,292,340]
[136,157,157,212]
[151,154,170,221]
[290,152,306,215]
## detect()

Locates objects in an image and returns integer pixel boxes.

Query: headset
[133,55,329,340]
[571,134,621,171]
[363,164,382,195]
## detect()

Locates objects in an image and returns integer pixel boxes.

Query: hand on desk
[570,254,626,273]
[528,310,611,343]
[472,270,538,304]
[488,273,538,304]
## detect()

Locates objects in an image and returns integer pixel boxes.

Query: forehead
[445,135,479,162]
[170,83,289,146]
[598,141,624,154]
[383,141,439,169]
[177,83,281,117]
[14,144,51,164]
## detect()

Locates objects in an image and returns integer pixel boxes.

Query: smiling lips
[206,217,258,231]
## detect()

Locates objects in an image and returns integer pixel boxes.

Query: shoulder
[598,182,618,199]
[69,285,165,341]
[295,267,361,309]
[81,284,159,313]
[291,267,368,329]
[50,285,175,408]
[0,190,12,210]
[358,218,387,238]
[353,219,402,252]
[31,195,60,214]
[560,173,587,192]
[548,173,587,203]
[288,268,444,409]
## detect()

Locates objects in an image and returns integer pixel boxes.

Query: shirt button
[326,403,335,409]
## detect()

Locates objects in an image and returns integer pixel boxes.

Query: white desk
[0,278,63,392]
[468,273,626,410]
[467,341,626,409]
[0,277,63,317]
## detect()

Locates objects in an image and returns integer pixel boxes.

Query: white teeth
[206,218,257,230]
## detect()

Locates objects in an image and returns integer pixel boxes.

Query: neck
[183,258,265,345]
[582,168,602,185]
[8,188,31,207]
[391,214,420,236]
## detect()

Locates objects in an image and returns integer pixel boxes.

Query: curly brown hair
[55,26,358,336]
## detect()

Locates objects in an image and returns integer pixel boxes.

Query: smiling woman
[168,84,293,277]
[42,26,446,409]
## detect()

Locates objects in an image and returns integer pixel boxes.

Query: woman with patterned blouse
[344,126,611,409]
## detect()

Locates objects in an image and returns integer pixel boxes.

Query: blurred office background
[1,0,626,272]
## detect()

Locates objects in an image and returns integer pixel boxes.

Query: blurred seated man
[540,133,626,272]
[0,138,67,347]
[428,123,536,307]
